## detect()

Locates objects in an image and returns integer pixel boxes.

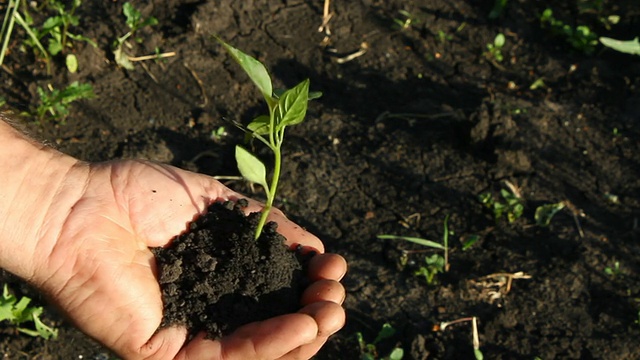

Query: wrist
[0,119,88,281]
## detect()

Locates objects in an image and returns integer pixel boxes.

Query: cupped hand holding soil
[0,121,346,360]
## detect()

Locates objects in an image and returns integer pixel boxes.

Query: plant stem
[443,214,449,272]
[253,105,282,240]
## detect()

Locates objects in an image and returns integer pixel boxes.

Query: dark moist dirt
[1,0,640,359]
[152,199,307,339]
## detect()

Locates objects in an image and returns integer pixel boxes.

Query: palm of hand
[36,160,344,360]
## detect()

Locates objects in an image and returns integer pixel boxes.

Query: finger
[276,302,345,360]
[299,301,345,338]
[175,314,317,360]
[301,280,345,306]
[277,336,329,360]
[137,326,188,360]
[239,197,325,253]
[307,253,347,281]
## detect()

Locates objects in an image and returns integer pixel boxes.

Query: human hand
[30,159,346,359]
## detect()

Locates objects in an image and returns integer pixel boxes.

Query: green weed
[604,261,621,277]
[534,202,565,227]
[113,2,158,69]
[1,0,50,72]
[378,215,451,285]
[540,8,598,54]
[356,323,404,360]
[485,33,505,62]
[0,284,58,339]
[35,81,94,121]
[216,37,319,239]
[392,10,418,31]
[479,186,523,223]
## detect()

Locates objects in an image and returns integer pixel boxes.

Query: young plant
[0,284,58,339]
[217,37,319,240]
[604,261,621,278]
[113,2,159,69]
[540,8,598,54]
[479,187,524,223]
[1,0,50,72]
[35,81,95,121]
[392,10,419,31]
[356,323,404,360]
[485,33,505,62]
[378,215,451,284]
[534,201,565,226]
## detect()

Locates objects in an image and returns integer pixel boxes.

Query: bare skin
[0,119,346,359]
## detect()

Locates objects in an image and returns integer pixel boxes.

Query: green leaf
[377,235,446,250]
[235,146,269,192]
[247,115,271,136]
[373,323,396,344]
[308,91,323,100]
[535,202,565,226]
[276,79,309,130]
[123,2,141,29]
[462,234,480,251]
[32,311,58,339]
[389,347,405,360]
[494,33,505,47]
[216,37,273,103]
[66,54,78,73]
[600,37,640,55]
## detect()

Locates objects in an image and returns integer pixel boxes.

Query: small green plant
[0,284,58,339]
[479,186,524,223]
[216,37,319,240]
[392,10,419,31]
[112,2,159,69]
[437,30,453,43]
[378,215,450,284]
[604,261,621,277]
[534,201,565,226]
[356,323,404,360]
[485,33,505,62]
[1,0,50,71]
[35,81,95,121]
[540,8,598,54]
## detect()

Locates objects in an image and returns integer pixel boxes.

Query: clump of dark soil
[152,199,307,338]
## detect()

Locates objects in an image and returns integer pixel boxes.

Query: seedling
[216,38,319,240]
[392,10,418,31]
[35,81,95,121]
[479,184,524,223]
[356,323,404,360]
[113,2,159,69]
[540,8,598,54]
[604,261,621,278]
[485,33,505,62]
[0,284,58,339]
[378,215,451,284]
[534,201,565,226]
[0,0,50,72]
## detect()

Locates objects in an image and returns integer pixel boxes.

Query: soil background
[1,0,640,359]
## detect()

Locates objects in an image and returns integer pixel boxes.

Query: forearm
[0,117,85,281]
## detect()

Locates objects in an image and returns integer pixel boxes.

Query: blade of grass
[377,234,446,250]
